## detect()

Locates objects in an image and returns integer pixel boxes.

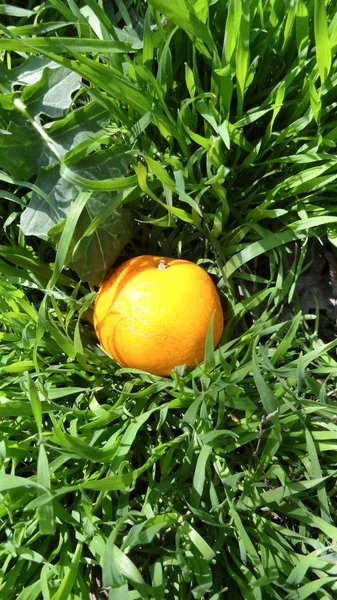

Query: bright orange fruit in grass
[93,255,224,376]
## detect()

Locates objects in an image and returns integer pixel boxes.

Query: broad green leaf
[1,56,62,87]
[69,202,134,285]
[1,101,109,181]
[21,149,135,284]
[20,66,81,118]
[0,122,46,181]
[114,24,143,50]
[34,52,152,115]
[49,190,93,289]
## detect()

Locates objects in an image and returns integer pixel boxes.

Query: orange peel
[93,255,224,376]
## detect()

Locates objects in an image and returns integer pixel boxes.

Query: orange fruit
[93,255,224,376]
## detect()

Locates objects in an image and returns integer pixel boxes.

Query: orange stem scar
[157,259,169,270]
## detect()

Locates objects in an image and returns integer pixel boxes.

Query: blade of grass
[314,0,331,84]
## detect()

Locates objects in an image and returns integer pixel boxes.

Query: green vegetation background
[1,0,337,598]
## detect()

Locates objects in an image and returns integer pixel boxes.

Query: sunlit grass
[1,1,337,598]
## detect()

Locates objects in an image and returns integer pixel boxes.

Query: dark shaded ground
[295,241,337,342]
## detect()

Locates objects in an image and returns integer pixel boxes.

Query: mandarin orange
[93,255,224,376]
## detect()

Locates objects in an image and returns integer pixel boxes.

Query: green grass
[1,0,337,598]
